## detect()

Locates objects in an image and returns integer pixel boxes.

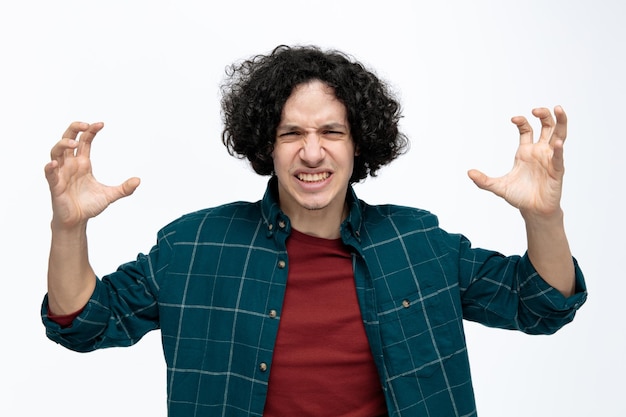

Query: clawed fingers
[74,122,104,158]
[511,115,533,145]
[552,105,567,144]
[512,106,568,146]
[531,107,555,144]
[49,137,79,160]
[58,121,88,160]
[60,121,89,141]
[43,160,60,186]
[533,106,567,145]
[52,121,105,162]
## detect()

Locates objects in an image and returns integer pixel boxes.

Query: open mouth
[297,172,330,183]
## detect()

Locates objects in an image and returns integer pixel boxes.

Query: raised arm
[467,106,575,297]
[44,122,140,314]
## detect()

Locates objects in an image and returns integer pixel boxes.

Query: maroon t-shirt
[263,229,387,416]
[47,306,83,327]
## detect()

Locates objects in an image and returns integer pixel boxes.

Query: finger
[468,169,508,202]
[44,160,60,188]
[121,177,141,197]
[50,139,80,172]
[467,169,494,191]
[511,115,533,145]
[109,177,142,203]
[552,138,565,174]
[60,121,88,159]
[552,105,567,144]
[61,121,89,141]
[531,107,555,143]
[50,138,79,159]
[75,122,105,159]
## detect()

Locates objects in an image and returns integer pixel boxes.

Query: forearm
[47,222,97,315]
[524,209,576,297]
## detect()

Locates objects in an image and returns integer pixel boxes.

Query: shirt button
[277,260,286,269]
[259,362,268,372]
[402,299,410,308]
[269,309,277,318]
[268,224,274,231]
[278,220,286,229]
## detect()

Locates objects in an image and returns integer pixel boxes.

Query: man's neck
[285,203,348,240]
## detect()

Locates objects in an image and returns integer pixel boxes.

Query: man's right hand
[44,122,141,230]
[45,122,141,315]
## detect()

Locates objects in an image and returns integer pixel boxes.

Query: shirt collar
[260,176,363,241]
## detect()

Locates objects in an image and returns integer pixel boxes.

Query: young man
[42,45,587,416]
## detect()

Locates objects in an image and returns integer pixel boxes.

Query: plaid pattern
[42,178,587,417]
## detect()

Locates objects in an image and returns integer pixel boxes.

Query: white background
[1,1,623,416]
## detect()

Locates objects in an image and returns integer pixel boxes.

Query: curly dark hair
[221,45,409,183]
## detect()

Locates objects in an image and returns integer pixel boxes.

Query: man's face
[273,80,355,222]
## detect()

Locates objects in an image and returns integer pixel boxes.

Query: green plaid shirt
[42,178,587,416]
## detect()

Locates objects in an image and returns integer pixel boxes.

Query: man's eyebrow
[276,122,349,132]
[276,124,300,132]
[320,122,349,130]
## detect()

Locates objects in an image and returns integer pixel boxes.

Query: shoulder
[157,200,263,241]
[360,202,440,230]
[356,202,464,253]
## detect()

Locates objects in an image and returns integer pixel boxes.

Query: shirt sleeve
[41,242,165,352]
[46,306,85,328]
[456,234,588,335]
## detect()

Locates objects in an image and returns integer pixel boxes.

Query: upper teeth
[298,172,329,182]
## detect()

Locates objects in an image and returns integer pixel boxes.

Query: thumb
[121,177,141,197]
[97,177,140,211]
[109,177,141,205]
[109,177,141,204]
[467,169,491,191]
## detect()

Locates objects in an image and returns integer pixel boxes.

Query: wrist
[521,207,564,228]
[50,217,88,233]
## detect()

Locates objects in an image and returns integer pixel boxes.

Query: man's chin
[300,203,327,211]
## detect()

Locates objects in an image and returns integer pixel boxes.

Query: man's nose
[300,134,325,165]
